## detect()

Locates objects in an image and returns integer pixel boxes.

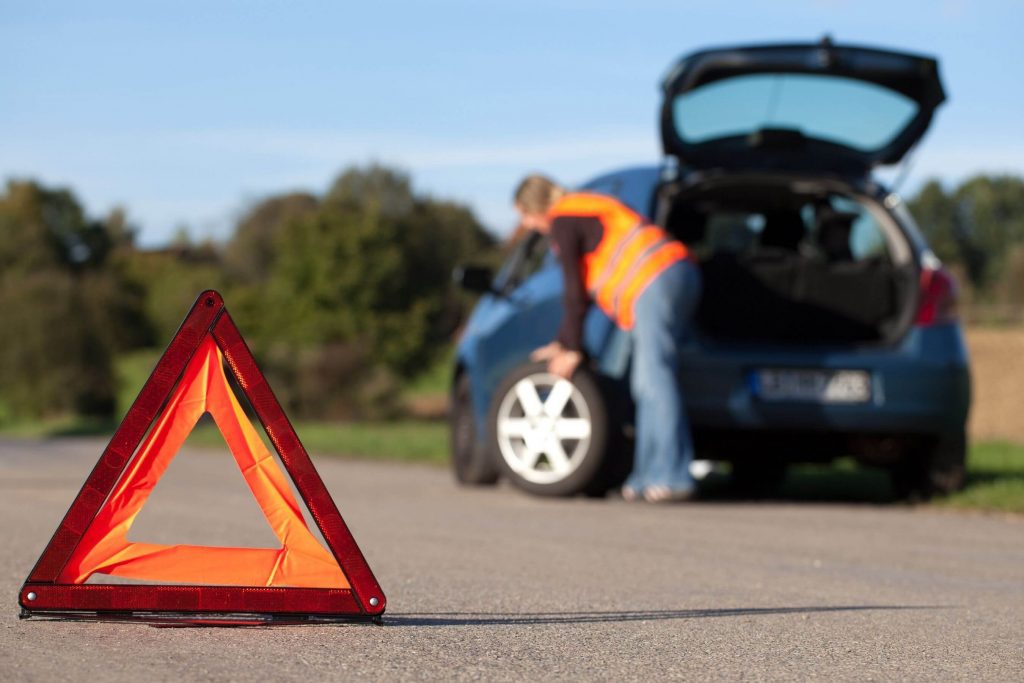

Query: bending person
[513,174,702,503]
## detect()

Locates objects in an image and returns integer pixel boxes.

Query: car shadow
[962,468,1024,487]
[383,604,947,627]
[694,463,899,504]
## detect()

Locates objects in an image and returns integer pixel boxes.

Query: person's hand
[548,349,583,379]
[531,341,583,378]
[530,341,563,362]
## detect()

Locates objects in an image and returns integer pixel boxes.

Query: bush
[0,180,146,422]
[0,167,498,424]
[259,342,404,421]
[0,270,115,418]
[121,245,225,343]
[252,165,495,380]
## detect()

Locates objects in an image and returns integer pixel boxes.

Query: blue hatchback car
[451,39,970,499]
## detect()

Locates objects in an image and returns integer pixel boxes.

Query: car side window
[691,195,889,263]
[494,231,552,294]
[816,196,890,261]
[701,212,766,256]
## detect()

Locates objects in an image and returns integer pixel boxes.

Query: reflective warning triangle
[19,291,385,623]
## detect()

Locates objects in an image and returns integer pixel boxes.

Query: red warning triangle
[19,291,385,623]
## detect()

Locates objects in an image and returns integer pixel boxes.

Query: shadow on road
[695,464,898,503]
[384,605,946,627]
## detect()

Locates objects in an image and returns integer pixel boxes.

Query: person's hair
[513,174,565,214]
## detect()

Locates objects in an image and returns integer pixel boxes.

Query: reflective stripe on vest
[548,193,688,330]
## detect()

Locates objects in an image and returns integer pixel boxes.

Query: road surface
[1,437,1021,681]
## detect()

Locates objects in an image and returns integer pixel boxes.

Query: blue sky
[3,0,1023,246]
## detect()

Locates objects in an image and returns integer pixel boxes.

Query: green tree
[263,165,493,374]
[120,242,225,343]
[908,180,957,262]
[236,165,495,417]
[224,192,319,285]
[325,164,415,218]
[908,174,1024,290]
[0,270,115,419]
[0,166,499,423]
[954,175,1024,286]
[0,180,146,420]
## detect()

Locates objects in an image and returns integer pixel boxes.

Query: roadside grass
[185,418,449,465]
[697,442,1024,513]
[695,442,1024,513]
[0,415,120,439]
[3,412,1021,512]
[2,347,1021,512]
[0,348,164,439]
[0,414,449,464]
[157,344,449,462]
[935,441,1024,513]
[0,346,452,463]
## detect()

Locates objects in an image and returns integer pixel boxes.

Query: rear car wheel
[450,374,499,485]
[890,430,967,500]
[488,361,609,497]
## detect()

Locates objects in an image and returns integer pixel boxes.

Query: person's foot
[642,485,696,503]
[620,485,640,502]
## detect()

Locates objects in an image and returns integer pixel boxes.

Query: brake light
[916,267,959,326]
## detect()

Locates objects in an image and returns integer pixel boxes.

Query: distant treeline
[909,175,1024,318]
[0,165,498,423]
[1,167,1022,423]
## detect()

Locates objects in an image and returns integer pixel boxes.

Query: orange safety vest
[548,192,689,329]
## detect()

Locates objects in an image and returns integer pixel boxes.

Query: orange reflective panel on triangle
[58,335,348,589]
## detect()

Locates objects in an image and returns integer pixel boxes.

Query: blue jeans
[623,258,702,492]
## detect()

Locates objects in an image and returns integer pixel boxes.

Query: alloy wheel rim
[495,372,592,484]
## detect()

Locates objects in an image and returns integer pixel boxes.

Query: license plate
[753,369,871,404]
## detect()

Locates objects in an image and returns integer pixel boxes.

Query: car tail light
[916,267,959,326]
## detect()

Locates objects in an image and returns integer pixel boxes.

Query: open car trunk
[663,177,918,346]
[659,39,945,174]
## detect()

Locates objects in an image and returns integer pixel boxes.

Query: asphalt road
[1,437,1022,681]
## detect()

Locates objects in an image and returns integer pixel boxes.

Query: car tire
[488,361,610,497]
[890,429,967,500]
[450,374,499,486]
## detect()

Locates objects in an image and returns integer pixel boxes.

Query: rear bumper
[680,323,971,436]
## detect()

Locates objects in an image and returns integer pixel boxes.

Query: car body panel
[680,323,970,434]
[574,166,663,218]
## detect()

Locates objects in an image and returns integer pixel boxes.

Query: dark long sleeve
[550,215,603,352]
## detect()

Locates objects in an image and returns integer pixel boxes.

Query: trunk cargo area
[697,251,909,344]
[665,178,918,346]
